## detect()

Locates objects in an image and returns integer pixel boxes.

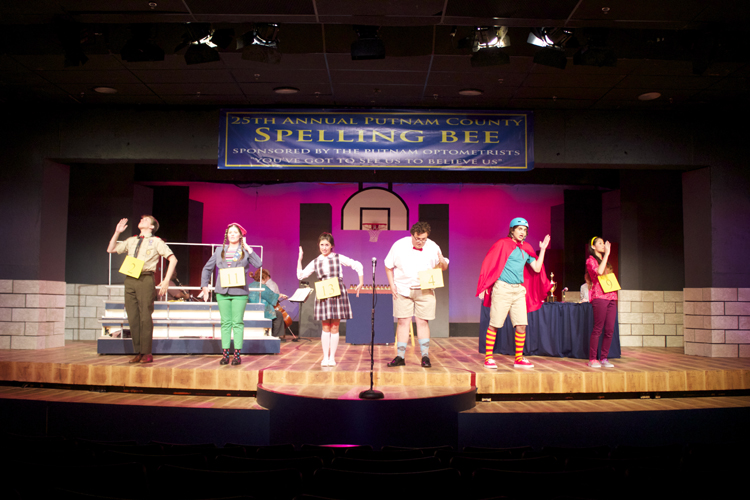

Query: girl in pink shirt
[586,237,618,368]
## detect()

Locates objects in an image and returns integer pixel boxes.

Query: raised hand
[539,234,550,250]
[115,218,128,233]
[298,246,304,261]
[242,236,252,252]
[604,240,611,254]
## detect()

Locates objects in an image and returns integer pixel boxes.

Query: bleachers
[98,300,279,354]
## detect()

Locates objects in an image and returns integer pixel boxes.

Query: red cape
[476,237,552,314]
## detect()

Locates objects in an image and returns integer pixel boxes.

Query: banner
[219,109,533,171]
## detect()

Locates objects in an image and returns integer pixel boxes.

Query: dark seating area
[1,432,742,500]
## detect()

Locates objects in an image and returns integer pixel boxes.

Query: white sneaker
[600,358,614,368]
[587,360,601,368]
[484,359,498,369]
[328,359,336,367]
[321,357,329,367]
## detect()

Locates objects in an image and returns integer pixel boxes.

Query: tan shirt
[115,236,173,272]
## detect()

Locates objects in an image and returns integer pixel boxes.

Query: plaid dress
[313,253,353,321]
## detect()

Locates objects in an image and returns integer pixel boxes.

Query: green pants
[216,293,248,351]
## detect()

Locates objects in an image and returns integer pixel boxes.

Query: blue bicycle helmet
[509,217,528,228]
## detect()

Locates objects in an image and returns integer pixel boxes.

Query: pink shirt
[586,255,618,301]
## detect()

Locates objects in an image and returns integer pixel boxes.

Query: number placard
[597,273,621,293]
[315,277,341,299]
[119,256,144,279]
[419,268,444,290]
[220,267,246,288]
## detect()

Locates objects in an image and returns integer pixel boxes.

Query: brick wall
[65,284,121,341]
[0,280,66,349]
[560,289,684,348]
[617,290,684,348]
[684,288,750,358]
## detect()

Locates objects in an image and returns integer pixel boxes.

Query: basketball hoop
[363,223,386,242]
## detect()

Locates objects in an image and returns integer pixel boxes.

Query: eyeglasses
[413,236,428,242]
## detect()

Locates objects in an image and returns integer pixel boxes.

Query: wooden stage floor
[2,385,749,414]
[1,338,749,400]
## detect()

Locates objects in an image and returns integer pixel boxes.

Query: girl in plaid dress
[297,233,363,366]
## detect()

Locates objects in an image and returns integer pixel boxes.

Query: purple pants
[590,298,617,361]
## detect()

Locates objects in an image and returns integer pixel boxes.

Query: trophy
[547,272,557,302]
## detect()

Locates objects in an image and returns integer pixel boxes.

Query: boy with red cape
[476,218,552,369]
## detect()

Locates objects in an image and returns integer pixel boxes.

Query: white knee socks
[321,331,331,366]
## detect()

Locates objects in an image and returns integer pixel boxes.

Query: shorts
[393,289,436,320]
[489,280,527,328]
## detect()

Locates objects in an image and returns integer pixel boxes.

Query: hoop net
[363,223,386,242]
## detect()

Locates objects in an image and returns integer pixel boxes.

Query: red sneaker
[513,357,534,369]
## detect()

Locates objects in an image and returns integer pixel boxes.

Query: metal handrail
[107,240,266,301]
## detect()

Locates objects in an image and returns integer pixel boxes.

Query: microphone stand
[359,258,384,400]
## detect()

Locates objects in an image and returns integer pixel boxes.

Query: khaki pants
[393,289,436,320]
[489,280,528,328]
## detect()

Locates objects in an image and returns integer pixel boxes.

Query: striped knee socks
[485,329,496,361]
[514,329,526,361]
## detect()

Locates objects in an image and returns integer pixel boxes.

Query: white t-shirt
[384,236,448,296]
[580,283,589,303]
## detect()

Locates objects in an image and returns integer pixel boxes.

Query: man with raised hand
[107,215,177,364]
[476,217,551,369]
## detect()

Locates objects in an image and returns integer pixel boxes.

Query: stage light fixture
[469,26,510,67]
[238,24,281,64]
[175,23,225,65]
[527,28,573,48]
[351,26,385,60]
[175,23,212,51]
[528,28,573,70]
[473,27,510,50]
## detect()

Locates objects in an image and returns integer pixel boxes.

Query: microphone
[372,257,377,272]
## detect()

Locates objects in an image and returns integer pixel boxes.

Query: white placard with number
[219,267,246,288]
[419,268,444,290]
[315,277,341,299]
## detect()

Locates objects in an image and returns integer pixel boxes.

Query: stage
[2,338,748,396]
[1,339,749,448]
